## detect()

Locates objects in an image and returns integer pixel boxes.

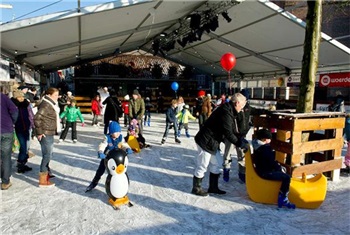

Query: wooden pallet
[253,112,345,181]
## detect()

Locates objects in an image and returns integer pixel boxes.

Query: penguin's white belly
[110,174,129,198]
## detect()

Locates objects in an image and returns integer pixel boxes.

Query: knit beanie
[108,121,121,134]
[256,129,272,140]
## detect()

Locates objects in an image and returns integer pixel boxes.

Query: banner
[319,72,350,87]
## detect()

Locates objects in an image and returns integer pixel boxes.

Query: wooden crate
[253,112,345,181]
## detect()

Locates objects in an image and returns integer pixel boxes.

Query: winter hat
[108,121,121,134]
[146,97,150,101]
[13,90,25,98]
[256,129,272,140]
[124,94,130,100]
[240,89,250,100]
[184,104,189,109]
[133,89,140,95]
[198,90,205,97]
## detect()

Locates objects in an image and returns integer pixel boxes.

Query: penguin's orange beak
[116,164,125,174]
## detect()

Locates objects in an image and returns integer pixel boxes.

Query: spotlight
[196,28,204,41]
[190,13,201,30]
[222,11,232,23]
[209,15,219,32]
[177,38,188,48]
[152,40,160,56]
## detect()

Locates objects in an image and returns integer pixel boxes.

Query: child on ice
[176,104,196,138]
[59,99,84,143]
[252,129,295,209]
[85,121,133,192]
[125,119,150,150]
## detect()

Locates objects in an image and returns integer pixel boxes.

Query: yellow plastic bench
[245,146,328,209]
[245,147,281,205]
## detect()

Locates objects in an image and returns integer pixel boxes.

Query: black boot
[208,173,226,194]
[17,163,32,173]
[85,180,98,193]
[191,176,208,196]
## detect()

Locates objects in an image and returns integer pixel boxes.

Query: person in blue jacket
[161,99,181,144]
[85,121,133,192]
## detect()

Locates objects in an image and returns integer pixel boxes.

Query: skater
[252,129,296,209]
[126,119,150,150]
[59,99,85,143]
[144,97,153,126]
[11,90,34,173]
[1,91,18,190]
[129,90,145,135]
[91,94,102,127]
[103,89,123,135]
[85,121,133,192]
[176,104,196,138]
[121,94,130,127]
[34,87,60,187]
[161,99,181,144]
[192,93,249,196]
[222,89,270,182]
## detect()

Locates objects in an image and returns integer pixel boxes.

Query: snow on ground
[1,113,349,235]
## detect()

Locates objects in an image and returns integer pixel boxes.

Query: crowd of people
[1,84,349,210]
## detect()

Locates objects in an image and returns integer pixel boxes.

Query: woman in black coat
[102,90,122,134]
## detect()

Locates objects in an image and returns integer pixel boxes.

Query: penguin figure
[105,148,133,210]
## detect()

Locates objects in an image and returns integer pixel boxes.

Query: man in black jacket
[192,93,249,196]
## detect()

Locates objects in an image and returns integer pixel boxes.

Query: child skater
[59,99,85,143]
[126,119,150,150]
[85,121,133,192]
[91,94,102,127]
[144,97,153,126]
[161,99,181,144]
[176,104,196,138]
[252,129,296,209]
[121,95,130,127]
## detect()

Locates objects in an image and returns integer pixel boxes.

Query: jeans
[92,114,99,125]
[39,135,54,172]
[16,131,30,164]
[261,171,291,195]
[60,121,77,140]
[222,139,244,169]
[1,133,14,184]
[144,111,151,123]
[162,122,178,139]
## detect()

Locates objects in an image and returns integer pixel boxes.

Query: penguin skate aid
[85,121,133,196]
[105,148,133,210]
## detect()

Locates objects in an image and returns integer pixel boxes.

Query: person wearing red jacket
[91,94,102,127]
[121,94,130,127]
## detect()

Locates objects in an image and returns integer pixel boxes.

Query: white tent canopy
[1,0,349,79]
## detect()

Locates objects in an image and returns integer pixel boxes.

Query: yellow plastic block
[289,173,327,209]
[127,135,141,153]
[245,148,281,205]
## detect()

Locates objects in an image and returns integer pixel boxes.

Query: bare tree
[296,0,323,113]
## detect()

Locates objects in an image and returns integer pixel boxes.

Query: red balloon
[220,53,236,72]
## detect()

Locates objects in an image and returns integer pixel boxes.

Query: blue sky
[0,0,110,23]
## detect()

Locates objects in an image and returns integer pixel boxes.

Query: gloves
[236,138,249,153]
[98,152,106,159]
[81,123,85,127]
[126,148,133,155]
